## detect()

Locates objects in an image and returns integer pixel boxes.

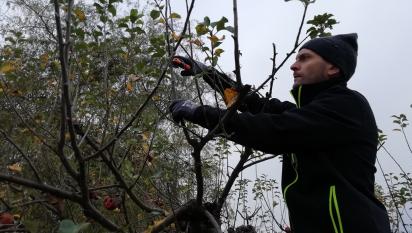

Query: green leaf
[170,12,181,19]
[130,9,138,23]
[109,0,122,4]
[100,15,108,23]
[118,22,128,28]
[132,27,145,34]
[150,10,161,20]
[195,24,208,36]
[99,0,106,4]
[93,3,104,14]
[108,4,116,16]
[58,220,90,233]
[216,17,228,31]
[203,16,211,26]
[225,26,235,33]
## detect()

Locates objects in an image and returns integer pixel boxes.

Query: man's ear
[327,65,340,78]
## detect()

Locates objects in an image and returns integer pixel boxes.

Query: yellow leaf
[8,163,22,173]
[0,61,16,74]
[207,35,219,44]
[171,31,181,41]
[142,144,150,154]
[33,136,42,145]
[158,18,166,24]
[189,39,204,47]
[40,53,49,63]
[128,74,141,82]
[223,87,239,108]
[142,131,150,141]
[122,52,128,61]
[40,53,49,69]
[10,89,22,96]
[74,8,86,22]
[13,214,21,220]
[126,81,133,92]
[3,48,13,56]
[65,132,71,141]
[151,95,160,101]
[169,12,181,19]
[215,48,224,57]
[0,190,6,198]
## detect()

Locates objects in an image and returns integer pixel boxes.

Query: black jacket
[191,79,391,233]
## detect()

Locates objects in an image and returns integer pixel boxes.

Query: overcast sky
[171,0,412,197]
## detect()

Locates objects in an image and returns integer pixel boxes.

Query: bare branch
[53,0,79,180]
[0,173,81,202]
[242,155,278,171]
[232,0,242,86]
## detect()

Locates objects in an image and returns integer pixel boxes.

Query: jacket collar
[290,78,347,107]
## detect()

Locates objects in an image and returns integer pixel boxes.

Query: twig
[294,2,309,48]
[376,158,408,232]
[0,130,42,182]
[254,35,309,93]
[242,155,277,171]
[75,125,163,214]
[267,43,277,98]
[232,0,242,87]
[400,127,412,154]
[217,148,252,210]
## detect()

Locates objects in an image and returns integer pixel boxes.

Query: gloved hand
[172,56,209,76]
[169,100,200,123]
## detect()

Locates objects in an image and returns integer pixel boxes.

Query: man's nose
[290,62,298,71]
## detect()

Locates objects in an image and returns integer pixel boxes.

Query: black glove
[169,100,200,123]
[172,56,209,76]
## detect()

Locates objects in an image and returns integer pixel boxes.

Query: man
[169,34,391,233]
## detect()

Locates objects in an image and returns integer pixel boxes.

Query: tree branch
[232,0,242,87]
[217,148,252,210]
[0,173,81,202]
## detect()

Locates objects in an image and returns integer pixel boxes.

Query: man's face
[290,49,339,88]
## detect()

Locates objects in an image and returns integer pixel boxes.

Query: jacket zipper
[329,185,344,233]
[283,86,303,204]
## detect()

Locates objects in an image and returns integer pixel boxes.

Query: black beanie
[300,33,358,80]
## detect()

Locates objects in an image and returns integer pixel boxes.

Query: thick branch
[203,209,223,233]
[0,173,81,202]
[151,200,197,233]
[53,0,79,180]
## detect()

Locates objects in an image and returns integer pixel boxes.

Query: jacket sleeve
[192,91,373,154]
[238,92,296,114]
[201,69,295,114]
